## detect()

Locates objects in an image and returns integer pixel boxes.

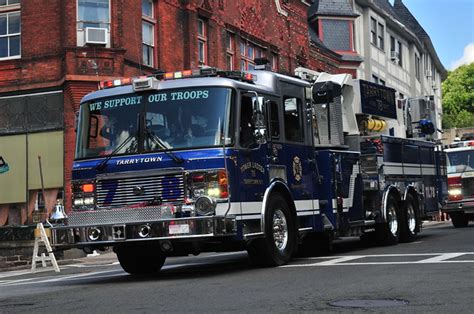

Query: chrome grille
[96,172,184,208]
[463,177,474,198]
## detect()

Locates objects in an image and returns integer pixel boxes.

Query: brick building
[0,0,360,226]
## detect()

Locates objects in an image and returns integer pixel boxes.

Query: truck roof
[80,70,310,105]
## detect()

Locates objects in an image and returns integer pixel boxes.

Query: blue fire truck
[51,66,442,274]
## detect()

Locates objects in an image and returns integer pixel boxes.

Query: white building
[309,0,446,139]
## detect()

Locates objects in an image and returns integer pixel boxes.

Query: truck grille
[96,172,185,209]
[463,177,474,198]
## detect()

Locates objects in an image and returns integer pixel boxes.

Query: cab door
[237,91,271,219]
[279,82,315,230]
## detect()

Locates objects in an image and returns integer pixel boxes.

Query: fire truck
[443,140,474,227]
[51,64,442,274]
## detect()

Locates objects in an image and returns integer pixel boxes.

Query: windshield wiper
[96,133,138,171]
[145,128,184,164]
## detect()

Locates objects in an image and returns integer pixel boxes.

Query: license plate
[169,224,190,235]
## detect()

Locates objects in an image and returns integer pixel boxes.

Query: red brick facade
[0,0,358,225]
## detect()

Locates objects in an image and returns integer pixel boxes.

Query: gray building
[309,0,446,139]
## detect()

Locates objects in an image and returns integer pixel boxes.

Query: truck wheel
[451,212,469,228]
[375,195,400,245]
[115,246,166,275]
[399,194,418,242]
[247,195,297,266]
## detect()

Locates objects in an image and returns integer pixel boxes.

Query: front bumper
[51,206,237,248]
[442,199,474,214]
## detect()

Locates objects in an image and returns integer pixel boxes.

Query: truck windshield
[446,150,474,174]
[76,87,232,159]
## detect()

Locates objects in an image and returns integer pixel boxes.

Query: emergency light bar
[99,67,255,90]
[448,140,474,148]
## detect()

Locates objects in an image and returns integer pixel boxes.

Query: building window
[370,17,384,50]
[370,18,377,45]
[77,0,110,30]
[390,36,403,66]
[321,19,354,52]
[431,60,436,81]
[226,32,234,70]
[0,0,20,6]
[142,0,155,67]
[198,18,208,65]
[379,79,386,86]
[77,0,110,47]
[240,40,265,71]
[377,22,384,50]
[0,10,20,59]
[271,53,278,71]
[142,0,153,18]
[415,53,421,81]
[372,75,379,84]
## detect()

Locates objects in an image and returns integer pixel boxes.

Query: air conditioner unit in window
[390,51,399,62]
[85,27,108,45]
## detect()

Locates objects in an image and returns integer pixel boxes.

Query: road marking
[0,269,122,287]
[314,255,365,266]
[282,252,474,268]
[415,253,466,263]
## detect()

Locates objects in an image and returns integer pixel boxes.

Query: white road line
[415,253,466,263]
[282,252,474,268]
[0,269,122,287]
[315,255,365,265]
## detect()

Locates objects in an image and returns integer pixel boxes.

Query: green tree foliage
[442,63,474,128]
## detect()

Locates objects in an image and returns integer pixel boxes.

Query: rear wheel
[375,195,400,245]
[115,245,166,275]
[399,194,418,242]
[247,195,297,266]
[451,212,469,228]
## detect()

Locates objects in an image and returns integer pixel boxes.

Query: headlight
[72,181,96,209]
[187,170,229,200]
[83,197,95,205]
[74,198,84,206]
[448,188,462,196]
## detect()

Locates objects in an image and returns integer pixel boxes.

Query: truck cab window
[269,100,280,140]
[240,95,255,147]
[284,96,303,142]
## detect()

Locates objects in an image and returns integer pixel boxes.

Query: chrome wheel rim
[388,206,398,236]
[407,204,416,233]
[272,209,288,252]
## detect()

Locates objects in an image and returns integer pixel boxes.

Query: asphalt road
[1,221,473,313]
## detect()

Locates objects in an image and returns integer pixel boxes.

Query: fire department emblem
[292,156,302,182]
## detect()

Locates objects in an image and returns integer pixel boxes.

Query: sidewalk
[0,249,118,274]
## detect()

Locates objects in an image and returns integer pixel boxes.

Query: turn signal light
[82,183,95,193]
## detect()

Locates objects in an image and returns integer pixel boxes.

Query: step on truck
[442,140,474,227]
[51,65,442,274]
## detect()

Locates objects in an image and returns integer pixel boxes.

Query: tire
[298,232,333,257]
[375,195,400,245]
[247,194,297,266]
[115,245,166,275]
[399,194,418,243]
[451,212,469,228]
